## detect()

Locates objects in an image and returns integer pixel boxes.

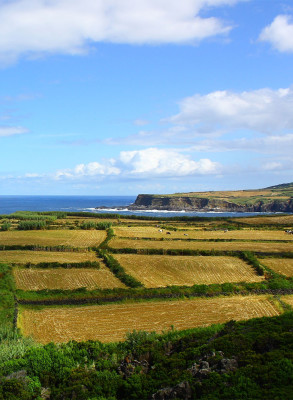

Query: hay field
[0,229,106,248]
[0,250,97,264]
[109,238,293,253]
[234,215,293,226]
[13,265,126,290]
[261,258,293,277]
[19,295,280,344]
[282,295,293,307]
[114,226,293,241]
[114,254,264,287]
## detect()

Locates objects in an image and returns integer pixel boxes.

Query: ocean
[0,195,286,218]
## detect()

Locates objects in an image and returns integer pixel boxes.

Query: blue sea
[0,195,287,218]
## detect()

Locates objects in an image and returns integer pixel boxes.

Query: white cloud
[54,147,221,181]
[0,0,245,63]
[191,133,293,154]
[262,161,283,171]
[259,15,293,53]
[0,126,28,137]
[55,161,120,180]
[167,87,293,134]
[119,148,220,176]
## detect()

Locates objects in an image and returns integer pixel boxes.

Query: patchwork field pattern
[261,258,293,277]
[0,250,98,264]
[282,295,293,307]
[19,295,280,344]
[13,265,126,290]
[114,226,293,241]
[109,238,293,253]
[114,254,264,287]
[0,229,106,248]
[234,215,293,226]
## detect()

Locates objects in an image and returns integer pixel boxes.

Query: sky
[0,0,293,195]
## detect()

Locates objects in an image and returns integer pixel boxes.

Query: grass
[13,264,126,291]
[114,254,264,288]
[261,258,293,277]
[109,237,293,253]
[282,295,293,308]
[0,250,98,264]
[0,229,106,248]
[18,295,281,344]
[114,226,293,240]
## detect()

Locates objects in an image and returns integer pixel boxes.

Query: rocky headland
[127,182,293,213]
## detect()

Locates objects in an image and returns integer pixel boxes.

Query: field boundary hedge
[16,287,293,306]
[97,249,144,288]
[15,261,100,269]
[0,245,87,252]
[116,236,293,244]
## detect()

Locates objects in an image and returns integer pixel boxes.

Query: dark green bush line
[108,247,242,256]
[0,263,16,332]
[16,286,293,306]
[0,222,11,231]
[1,211,57,221]
[80,221,112,230]
[239,251,265,275]
[99,227,115,249]
[0,244,85,252]
[17,261,100,269]
[258,252,293,259]
[97,249,144,288]
[17,220,47,230]
[30,211,254,222]
[117,236,293,243]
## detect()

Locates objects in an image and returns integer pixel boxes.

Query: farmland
[114,254,264,287]
[13,265,126,290]
[1,209,293,400]
[114,226,293,241]
[0,229,106,247]
[0,209,292,344]
[0,250,97,264]
[18,295,280,344]
[261,258,293,277]
[282,294,293,307]
[109,237,293,253]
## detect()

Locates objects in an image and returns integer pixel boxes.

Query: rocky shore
[127,194,293,213]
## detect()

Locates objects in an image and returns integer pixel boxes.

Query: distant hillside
[129,183,293,212]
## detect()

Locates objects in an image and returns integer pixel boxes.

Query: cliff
[128,183,293,212]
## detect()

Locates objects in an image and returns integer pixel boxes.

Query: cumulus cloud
[167,87,293,134]
[0,0,245,63]
[55,161,120,180]
[259,15,293,53]
[118,148,220,176]
[54,147,221,181]
[0,126,28,137]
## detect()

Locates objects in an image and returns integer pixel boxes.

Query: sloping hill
[129,183,293,212]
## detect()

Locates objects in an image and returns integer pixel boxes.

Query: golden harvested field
[19,295,280,344]
[282,295,293,307]
[234,215,293,225]
[114,254,264,287]
[13,265,126,290]
[109,238,293,253]
[0,250,97,264]
[114,226,293,241]
[260,258,293,277]
[0,229,106,248]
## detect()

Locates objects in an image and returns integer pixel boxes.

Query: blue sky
[0,0,293,195]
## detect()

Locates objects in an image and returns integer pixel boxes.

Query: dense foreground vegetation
[0,211,293,398]
[1,306,292,399]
